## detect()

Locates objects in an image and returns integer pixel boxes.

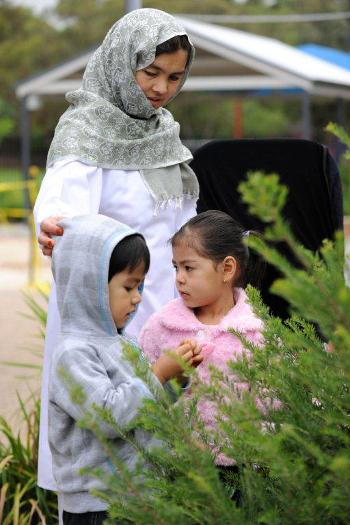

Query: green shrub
[77,169,350,524]
[0,288,56,524]
[0,394,57,524]
[339,155,350,215]
[0,170,25,210]
[0,169,42,218]
[326,123,350,215]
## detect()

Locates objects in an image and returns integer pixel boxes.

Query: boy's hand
[38,216,64,256]
[152,339,202,384]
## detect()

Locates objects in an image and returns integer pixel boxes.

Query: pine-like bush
[75,165,350,525]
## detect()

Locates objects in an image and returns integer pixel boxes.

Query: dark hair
[108,234,150,282]
[171,210,264,288]
[155,35,192,65]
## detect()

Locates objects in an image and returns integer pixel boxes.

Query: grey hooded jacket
[48,214,161,513]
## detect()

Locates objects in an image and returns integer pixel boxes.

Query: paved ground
[0,223,51,432]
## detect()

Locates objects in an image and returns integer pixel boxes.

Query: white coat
[34,159,197,489]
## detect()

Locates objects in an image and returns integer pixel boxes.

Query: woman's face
[135,48,188,109]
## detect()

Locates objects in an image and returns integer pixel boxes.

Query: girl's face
[172,242,236,311]
[108,262,145,329]
[135,48,188,109]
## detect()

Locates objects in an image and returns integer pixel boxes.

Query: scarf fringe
[152,193,197,216]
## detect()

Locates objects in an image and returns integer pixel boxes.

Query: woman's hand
[38,216,64,256]
[152,339,202,384]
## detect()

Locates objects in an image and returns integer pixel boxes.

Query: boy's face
[108,262,145,329]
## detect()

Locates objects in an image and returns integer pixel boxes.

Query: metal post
[20,96,31,212]
[20,95,35,285]
[124,0,142,14]
[301,92,312,140]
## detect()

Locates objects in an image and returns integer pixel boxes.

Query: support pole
[301,92,312,140]
[124,0,142,13]
[20,96,31,212]
[20,95,36,286]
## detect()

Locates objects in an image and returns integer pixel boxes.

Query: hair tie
[242,230,250,237]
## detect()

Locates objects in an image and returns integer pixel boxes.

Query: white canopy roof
[16,16,350,99]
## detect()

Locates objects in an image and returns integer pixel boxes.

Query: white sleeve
[33,160,103,235]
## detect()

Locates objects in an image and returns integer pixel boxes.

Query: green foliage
[170,95,234,139]
[238,171,288,223]
[0,394,57,524]
[0,1,77,143]
[221,0,350,50]
[326,123,350,215]
[242,99,292,138]
[0,97,15,143]
[0,170,26,210]
[1,286,48,377]
[0,169,43,215]
[240,171,349,336]
[1,0,349,145]
[0,2,70,100]
[0,287,54,523]
[339,156,350,215]
[69,344,238,525]
[80,172,350,523]
[171,96,297,140]
[21,286,48,342]
[326,123,350,157]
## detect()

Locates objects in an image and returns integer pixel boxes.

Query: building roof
[298,43,350,71]
[15,16,350,100]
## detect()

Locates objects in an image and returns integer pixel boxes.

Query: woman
[34,8,198,496]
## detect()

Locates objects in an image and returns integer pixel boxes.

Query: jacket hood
[158,288,263,335]
[52,214,137,337]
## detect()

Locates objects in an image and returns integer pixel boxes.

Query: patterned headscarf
[47,8,195,171]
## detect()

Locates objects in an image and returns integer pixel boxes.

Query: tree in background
[0,96,14,144]
[169,96,293,140]
[1,0,349,157]
[227,0,350,49]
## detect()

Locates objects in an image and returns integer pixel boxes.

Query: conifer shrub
[76,164,349,525]
[326,122,350,215]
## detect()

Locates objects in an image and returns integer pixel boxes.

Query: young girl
[139,210,265,468]
[33,8,198,493]
[50,214,201,525]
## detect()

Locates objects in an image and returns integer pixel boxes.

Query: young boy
[48,214,201,525]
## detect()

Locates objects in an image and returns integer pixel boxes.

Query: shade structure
[15,18,350,99]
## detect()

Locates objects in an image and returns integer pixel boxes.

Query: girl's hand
[38,216,64,256]
[180,339,203,368]
[175,339,203,386]
[152,340,202,384]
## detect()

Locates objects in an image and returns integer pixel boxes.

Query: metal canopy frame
[16,17,350,98]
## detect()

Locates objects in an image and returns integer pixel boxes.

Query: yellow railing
[0,177,49,290]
